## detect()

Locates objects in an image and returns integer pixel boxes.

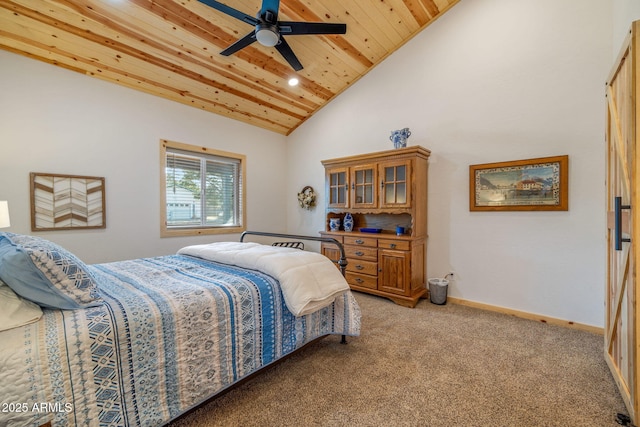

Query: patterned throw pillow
[0,232,102,309]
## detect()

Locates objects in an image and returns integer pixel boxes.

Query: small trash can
[428,278,449,305]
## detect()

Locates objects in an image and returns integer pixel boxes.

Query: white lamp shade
[0,201,10,228]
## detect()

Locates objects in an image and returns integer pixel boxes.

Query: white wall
[0,50,288,263]
[287,0,613,327]
[613,0,640,55]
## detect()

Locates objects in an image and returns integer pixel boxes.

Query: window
[160,140,245,237]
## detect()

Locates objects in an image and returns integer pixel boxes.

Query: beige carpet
[169,292,627,427]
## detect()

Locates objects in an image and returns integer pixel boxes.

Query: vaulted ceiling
[0,0,459,135]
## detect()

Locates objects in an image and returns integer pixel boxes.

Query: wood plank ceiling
[0,0,459,135]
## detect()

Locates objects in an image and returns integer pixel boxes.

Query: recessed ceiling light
[288,78,299,86]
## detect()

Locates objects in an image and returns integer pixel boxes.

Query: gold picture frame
[30,172,106,231]
[469,155,568,211]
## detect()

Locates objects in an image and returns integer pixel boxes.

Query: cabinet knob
[355,239,364,244]
[355,251,364,256]
[356,265,364,270]
[390,243,396,249]
[355,278,364,284]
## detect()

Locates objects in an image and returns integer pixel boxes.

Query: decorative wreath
[297,186,317,210]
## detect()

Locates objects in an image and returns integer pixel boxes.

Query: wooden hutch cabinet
[320,146,429,307]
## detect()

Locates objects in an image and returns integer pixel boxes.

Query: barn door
[605,23,637,423]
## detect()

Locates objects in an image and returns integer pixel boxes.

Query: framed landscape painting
[469,155,568,211]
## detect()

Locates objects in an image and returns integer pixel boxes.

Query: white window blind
[165,147,242,229]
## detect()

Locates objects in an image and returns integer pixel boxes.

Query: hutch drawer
[378,239,410,251]
[345,245,378,260]
[345,259,377,275]
[346,272,378,290]
[344,236,378,247]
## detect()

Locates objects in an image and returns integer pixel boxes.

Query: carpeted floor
[169,292,628,427]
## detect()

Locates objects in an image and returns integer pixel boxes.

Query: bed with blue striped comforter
[0,254,361,426]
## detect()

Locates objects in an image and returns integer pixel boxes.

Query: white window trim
[160,139,246,237]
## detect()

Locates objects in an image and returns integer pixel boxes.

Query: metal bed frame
[271,241,305,250]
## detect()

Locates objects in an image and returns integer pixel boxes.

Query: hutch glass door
[380,160,411,208]
[351,164,377,208]
[327,167,349,208]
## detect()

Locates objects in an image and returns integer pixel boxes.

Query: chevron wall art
[30,173,106,231]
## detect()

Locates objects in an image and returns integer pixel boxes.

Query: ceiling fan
[198,0,347,71]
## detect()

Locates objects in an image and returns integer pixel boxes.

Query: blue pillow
[0,233,102,309]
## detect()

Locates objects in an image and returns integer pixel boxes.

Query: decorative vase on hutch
[390,128,411,149]
[329,218,341,231]
[343,212,354,232]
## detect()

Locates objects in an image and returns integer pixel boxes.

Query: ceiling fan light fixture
[255,24,279,47]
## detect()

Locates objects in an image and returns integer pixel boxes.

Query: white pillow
[0,280,43,331]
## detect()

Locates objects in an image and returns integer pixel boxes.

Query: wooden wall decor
[30,173,106,231]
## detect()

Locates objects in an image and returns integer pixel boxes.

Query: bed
[0,231,361,427]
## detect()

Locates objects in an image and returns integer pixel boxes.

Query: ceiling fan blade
[198,0,258,26]
[220,31,257,56]
[260,0,281,19]
[275,37,303,71]
[279,22,347,35]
